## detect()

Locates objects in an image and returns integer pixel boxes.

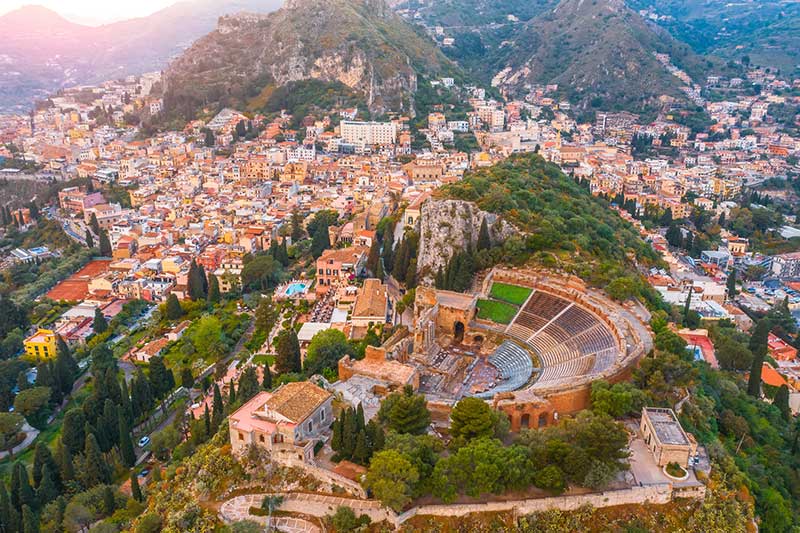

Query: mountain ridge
[0,0,285,112]
[159,0,458,121]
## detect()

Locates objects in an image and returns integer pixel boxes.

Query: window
[320,409,325,422]
[259,434,265,443]
[307,421,313,432]
[238,432,244,441]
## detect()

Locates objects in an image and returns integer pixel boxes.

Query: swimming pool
[285,282,308,297]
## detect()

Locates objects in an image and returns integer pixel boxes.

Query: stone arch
[454,321,465,343]
[521,413,531,429]
[538,412,549,428]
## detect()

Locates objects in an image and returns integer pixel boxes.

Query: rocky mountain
[160,0,458,121]
[417,199,515,283]
[491,0,709,115]
[0,0,284,113]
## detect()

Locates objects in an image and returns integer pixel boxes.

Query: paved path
[220,492,394,529]
[0,423,39,459]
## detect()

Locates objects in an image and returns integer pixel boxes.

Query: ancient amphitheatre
[340,266,653,430]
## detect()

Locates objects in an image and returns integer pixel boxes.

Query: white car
[137,436,151,448]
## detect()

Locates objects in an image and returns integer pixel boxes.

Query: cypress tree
[119,378,133,426]
[84,434,110,487]
[776,384,791,420]
[366,240,380,275]
[381,223,395,273]
[130,470,143,502]
[21,506,36,533]
[331,415,343,454]
[213,384,224,430]
[0,483,12,533]
[61,409,85,456]
[199,265,209,297]
[32,443,56,488]
[227,379,236,406]
[93,308,108,334]
[98,230,112,257]
[85,229,94,249]
[275,330,301,374]
[342,408,357,459]
[278,239,289,267]
[102,486,115,515]
[477,218,491,251]
[89,213,101,235]
[262,364,272,390]
[207,274,221,304]
[352,430,369,465]
[237,367,259,403]
[56,440,74,485]
[367,419,384,452]
[119,416,136,468]
[356,403,366,434]
[180,368,194,390]
[10,463,20,511]
[36,465,58,506]
[311,223,330,259]
[12,463,34,512]
[165,293,184,320]
[682,286,693,327]
[726,269,737,299]
[748,320,770,397]
[203,404,211,439]
[187,260,205,301]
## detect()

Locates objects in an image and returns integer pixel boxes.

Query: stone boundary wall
[396,484,674,523]
[279,457,367,498]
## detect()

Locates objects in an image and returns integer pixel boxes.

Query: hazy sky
[0,0,178,24]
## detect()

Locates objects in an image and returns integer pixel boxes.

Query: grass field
[477,299,519,324]
[489,283,532,305]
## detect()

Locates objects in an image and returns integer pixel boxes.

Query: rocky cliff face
[417,199,517,283]
[161,0,453,119]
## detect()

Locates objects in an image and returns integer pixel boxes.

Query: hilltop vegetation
[439,153,664,306]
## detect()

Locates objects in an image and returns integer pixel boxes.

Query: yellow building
[23,329,58,361]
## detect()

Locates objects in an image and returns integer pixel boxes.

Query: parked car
[137,436,151,448]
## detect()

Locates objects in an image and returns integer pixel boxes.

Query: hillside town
[1,47,800,531]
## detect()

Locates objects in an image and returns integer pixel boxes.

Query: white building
[339,121,397,148]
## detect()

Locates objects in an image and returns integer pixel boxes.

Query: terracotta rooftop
[264,382,332,424]
[352,279,387,318]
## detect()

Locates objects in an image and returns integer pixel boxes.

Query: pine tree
[212,384,224,431]
[477,218,491,251]
[119,416,136,468]
[165,293,184,320]
[207,274,221,304]
[93,308,108,334]
[98,230,112,257]
[130,470,143,502]
[85,229,94,249]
